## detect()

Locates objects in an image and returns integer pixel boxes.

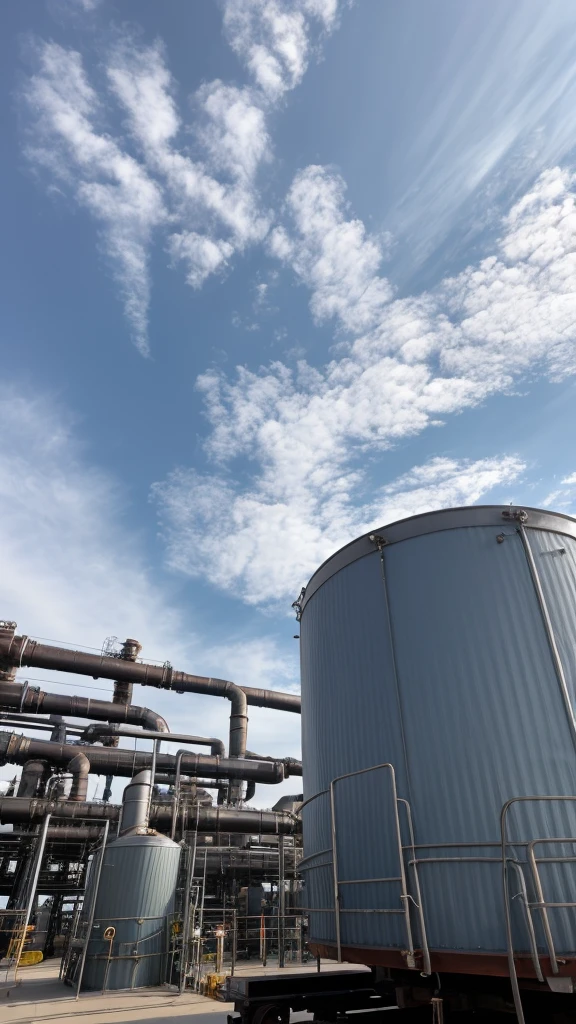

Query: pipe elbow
[140,708,169,732]
[67,751,90,802]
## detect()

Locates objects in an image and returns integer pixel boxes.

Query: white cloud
[270,165,393,331]
[223,0,340,100]
[0,388,300,804]
[24,43,166,356]
[153,165,576,605]
[154,455,524,607]
[24,2,342,350]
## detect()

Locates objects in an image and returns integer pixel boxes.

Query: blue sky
[2,0,576,803]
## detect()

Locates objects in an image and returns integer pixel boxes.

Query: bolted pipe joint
[67,752,90,802]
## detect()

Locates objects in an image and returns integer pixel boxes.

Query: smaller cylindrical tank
[80,831,181,990]
[78,769,181,991]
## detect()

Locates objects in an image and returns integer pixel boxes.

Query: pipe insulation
[0,631,302,719]
[0,681,168,733]
[0,731,286,783]
[0,797,302,833]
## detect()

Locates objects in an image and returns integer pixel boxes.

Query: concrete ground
[0,958,359,1024]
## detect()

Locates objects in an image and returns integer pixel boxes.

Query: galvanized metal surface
[81,832,181,991]
[300,509,576,961]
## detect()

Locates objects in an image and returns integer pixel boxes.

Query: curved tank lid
[299,504,576,615]
[108,830,180,850]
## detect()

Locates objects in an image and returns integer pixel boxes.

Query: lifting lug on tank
[501,507,528,522]
[368,533,388,550]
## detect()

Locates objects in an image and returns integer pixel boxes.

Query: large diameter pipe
[119,769,151,833]
[0,636,248,757]
[0,797,301,834]
[0,681,168,733]
[0,632,301,717]
[80,723,225,756]
[67,752,90,802]
[0,731,284,783]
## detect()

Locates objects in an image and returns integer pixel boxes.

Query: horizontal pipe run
[0,797,301,834]
[0,720,84,737]
[0,634,301,713]
[0,731,284,783]
[9,826,105,841]
[0,718,84,735]
[246,751,303,776]
[80,723,225,755]
[0,681,168,733]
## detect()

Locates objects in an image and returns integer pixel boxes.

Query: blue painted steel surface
[81,832,181,991]
[300,508,576,960]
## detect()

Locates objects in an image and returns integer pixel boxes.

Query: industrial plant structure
[3,505,576,1023]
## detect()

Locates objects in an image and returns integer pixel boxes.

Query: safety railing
[300,764,430,972]
[501,795,576,1024]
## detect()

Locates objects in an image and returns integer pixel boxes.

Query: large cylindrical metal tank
[80,831,181,990]
[300,506,576,979]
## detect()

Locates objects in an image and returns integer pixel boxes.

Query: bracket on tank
[501,508,528,523]
[368,533,388,550]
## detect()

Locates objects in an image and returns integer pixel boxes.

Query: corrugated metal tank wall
[81,832,181,991]
[299,506,576,971]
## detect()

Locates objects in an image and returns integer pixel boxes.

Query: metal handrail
[330,763,414,964]
[501,794,576,1024]
[508,859,544,983]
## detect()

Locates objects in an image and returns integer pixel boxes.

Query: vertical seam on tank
[378,547,415,810]
[518,525,576,756]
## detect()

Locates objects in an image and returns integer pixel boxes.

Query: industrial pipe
[0,717,84,736]
[103,638,144,802]
[0,731,285,784]
[119,769,151,833]
[11,826,105,841]
[79,723,225,756]
[0,797,302,834]
[246,751,303,777]
[67,752,90,802]
[0,633,247,756]
[0,681,168,734]
[0,629,301,724]
[16,759,46,798]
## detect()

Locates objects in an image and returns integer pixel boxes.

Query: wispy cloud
[23,3,342,352]
[152,164,576,605]
[154,455,524,607]
[23,43,166,356]
[383,3,576,274]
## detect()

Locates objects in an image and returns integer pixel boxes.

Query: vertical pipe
[231,909,237,977]
[171,749,188,841]
[75,820,110,999]
[14,814,51,980]
[147,739,159,825]
[179,843,194,995]
[329,781,341,962]
[278,836,286,968]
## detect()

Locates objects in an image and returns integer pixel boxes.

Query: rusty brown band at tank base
[308,941,576,980]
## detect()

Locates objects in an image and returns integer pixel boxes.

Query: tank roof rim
[299,504,576,614]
